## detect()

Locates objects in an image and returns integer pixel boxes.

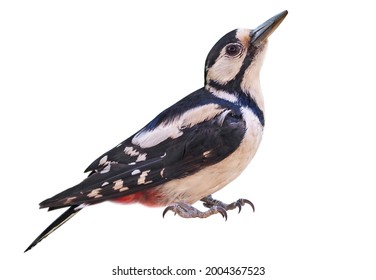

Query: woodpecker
[25,10,288,252]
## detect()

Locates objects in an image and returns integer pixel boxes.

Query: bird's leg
[163,201,228,220]
[162,196,254,220]
[200,195,255,213]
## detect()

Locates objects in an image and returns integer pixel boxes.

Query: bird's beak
[251,10,288,46]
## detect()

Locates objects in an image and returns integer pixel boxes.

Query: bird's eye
[225,44,242,56]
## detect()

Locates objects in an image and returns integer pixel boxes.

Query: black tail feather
[24,205,82,252]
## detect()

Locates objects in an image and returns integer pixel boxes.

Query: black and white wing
[40,89,246,209]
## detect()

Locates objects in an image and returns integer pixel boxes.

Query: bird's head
[205,10,288,102]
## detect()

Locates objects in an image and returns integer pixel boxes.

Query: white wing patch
[160,168,165,178]
[136,153,147,162]
[64,196,77,204]
[74,203,89,210]
[100,164,111,174]
[132,125,183,149]
[87,188,103,198]
[99,155,108,165]
[132,104,225,148]
[131,169,141,175]
[124,146,140,156]
[124,146,147,162]
[203,150,212,158]
[113,179,129,192]
[137,170,152,185]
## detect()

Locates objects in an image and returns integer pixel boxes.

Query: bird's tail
[24,205,82,252]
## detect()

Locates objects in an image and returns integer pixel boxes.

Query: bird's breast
[150,106,264,206]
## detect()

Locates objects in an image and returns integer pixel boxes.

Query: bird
[25,10,288,252]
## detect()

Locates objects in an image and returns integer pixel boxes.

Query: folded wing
[41,92,246,209]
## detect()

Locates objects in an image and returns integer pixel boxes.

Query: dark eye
[225,44,242,56]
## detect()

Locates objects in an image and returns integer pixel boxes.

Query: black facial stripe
[235,44,264,84]
[222,45,259,91]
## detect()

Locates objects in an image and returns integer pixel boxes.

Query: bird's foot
[163,201,228,220]
[201,195,255,214]
[162,196,254,220]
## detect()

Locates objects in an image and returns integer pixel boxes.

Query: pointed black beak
[251,10,288,46]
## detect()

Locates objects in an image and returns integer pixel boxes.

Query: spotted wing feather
[40,90,246,209]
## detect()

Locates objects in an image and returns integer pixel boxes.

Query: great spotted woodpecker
[25,10,287,252]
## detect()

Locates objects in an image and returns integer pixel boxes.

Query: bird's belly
[155,108,264,205]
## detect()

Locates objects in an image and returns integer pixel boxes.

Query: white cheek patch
[132,104,225,148]
[206,28,251,86]
[207,49,246,85]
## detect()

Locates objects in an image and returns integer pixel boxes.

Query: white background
[1,0,375,279]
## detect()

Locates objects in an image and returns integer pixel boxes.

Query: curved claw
[242,199,255,212]
[235,201,242,213]
[162,205,176,218]
[215,206,228,221]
